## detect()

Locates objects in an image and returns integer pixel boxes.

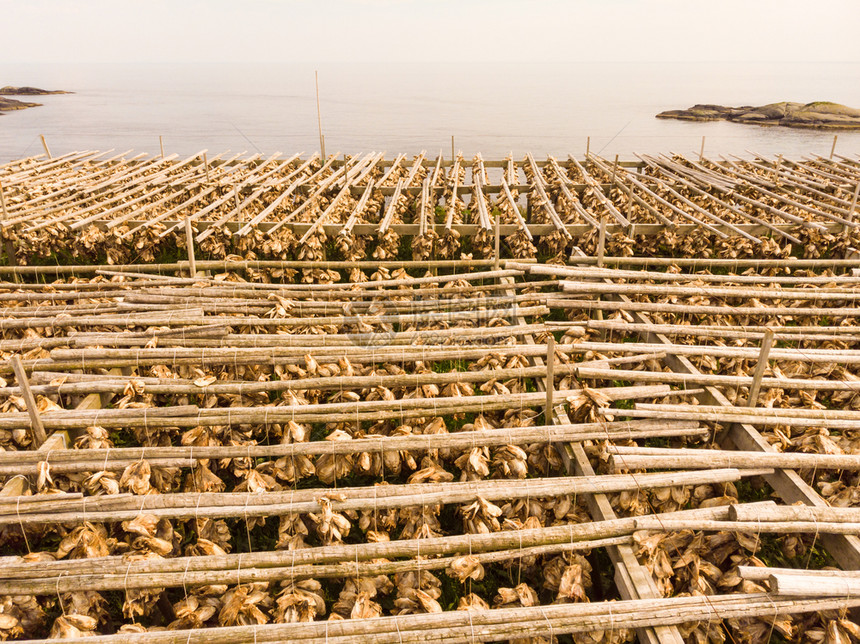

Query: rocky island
[0,86,71,115]
[657,101,860,130]
[0,86,71,96]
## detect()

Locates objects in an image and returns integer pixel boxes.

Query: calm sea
[1,62,859,163]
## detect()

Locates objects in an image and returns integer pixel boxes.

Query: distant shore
[0,86,71,115]
[657,101,860,130]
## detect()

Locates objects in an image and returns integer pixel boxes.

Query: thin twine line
[16,495,31,554]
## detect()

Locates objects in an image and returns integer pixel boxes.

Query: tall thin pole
[545,336,555,424]
[494,211,500,272]
[746,329,775,407]
[451,136,455,164]
[10,356,47,448]
[315,71,326,159]
[699,136,705,163]
[847,182,860,225]
[184,216,197,277]
[596,216,607,268]
[0,182,7,222]
[831,134,838,160]
[0,181,14,268]
[159,136,165,159]
[585,136,590,159]
[39,135,52,159]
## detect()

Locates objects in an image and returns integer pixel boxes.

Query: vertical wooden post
[159,136,165,159]
[234,185,242,223]
[451,136,455,164]
[203,153,210,183]
[699,136,705,163]
[585,136,590,159]
[0,182,16,268]
[831,134,838,159]
[847,182,860,224]
[315,70,325,159]
[596,216,607,268]
[746,329,775,407]
[0,181,7,222]
[610,154,619,186]
[545,335,555,424]
[184,216,197,277]
[9,356,47,448]
[594,216,606,321]
[494,211,501,272]
[39,135,52,159]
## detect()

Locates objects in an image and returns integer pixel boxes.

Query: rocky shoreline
[0,86,71,96]
[657,101,860,130]
[0,86,71,115]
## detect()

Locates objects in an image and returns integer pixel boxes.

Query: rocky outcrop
[0,96,42,114]
[0,86,71,95]
[0,87,71,115]
[657,102,860,130]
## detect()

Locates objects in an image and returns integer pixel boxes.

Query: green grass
[432,359,469,373]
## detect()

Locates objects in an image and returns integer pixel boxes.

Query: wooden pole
[848,182,860,224]
[494,210,500,271]
[545,335,555,423]
[608,447,860,472]
[451,135,455,163]
[596,216,607,268]
[585,136,590,159]
[159,135,165,158]
[731,503,860,523]
[183,216,197,277]
[39,135,51,159]
[9,356,47,448]
[746,328,774,407]
[0,181,7,222]
[610,154,619,185]
[315,70,325,159]
[831,134,838,159]
[203,152,210,183]
[0,181,11,269]
[699,136,705,163]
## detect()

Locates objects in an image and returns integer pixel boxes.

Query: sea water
[1,61,859,162]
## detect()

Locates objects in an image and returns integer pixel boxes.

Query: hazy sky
[2,0,859,64]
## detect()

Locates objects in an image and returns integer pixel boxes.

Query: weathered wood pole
[0,182,13,268]
[9,356,47,448]
[848,182,860,224]
[699,136,705,162]
[184,216,197,277]
[831,134,838,159]
[494,211,501,271]
[546,335,555,424]
[315,70,325,159]
[159,135,165,158]
[39,135,52,159]
[0,182,7,222]
[596,216,607,268]
[747,328,775,407]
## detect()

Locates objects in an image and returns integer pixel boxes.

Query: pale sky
[2,0,859,64]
